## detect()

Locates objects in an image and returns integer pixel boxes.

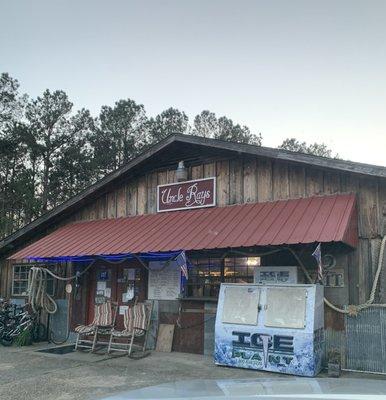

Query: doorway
[86,260,148,329]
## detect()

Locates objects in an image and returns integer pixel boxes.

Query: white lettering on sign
[160,187,183,206]
[185,183,211,206]
[157,177,216,212]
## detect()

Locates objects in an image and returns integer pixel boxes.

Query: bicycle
[0,303,47,346]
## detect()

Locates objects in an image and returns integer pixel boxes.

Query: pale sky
[1,0,386,166]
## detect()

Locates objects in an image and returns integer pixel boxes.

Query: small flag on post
[175,251,189,279]
[312,243,323,283]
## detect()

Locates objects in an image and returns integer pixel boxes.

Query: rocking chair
[75,300,118,352]
[107,300,153,357]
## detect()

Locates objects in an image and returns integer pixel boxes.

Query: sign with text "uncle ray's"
[157,177,216,212]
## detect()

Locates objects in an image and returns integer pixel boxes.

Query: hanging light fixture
[176,161,188,182]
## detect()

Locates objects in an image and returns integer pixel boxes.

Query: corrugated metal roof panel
[9,194,358,260]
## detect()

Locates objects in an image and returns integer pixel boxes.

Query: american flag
[312,243,323,283]
[175,251,189,279]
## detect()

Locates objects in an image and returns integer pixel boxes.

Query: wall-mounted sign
[157,177,216,212]
[148,261,181,300]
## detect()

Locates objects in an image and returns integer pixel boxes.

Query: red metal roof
[10,194,358,260]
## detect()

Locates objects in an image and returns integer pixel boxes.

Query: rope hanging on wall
[27,260,96,314]
[223,239,386,316]
[288,237,386,316]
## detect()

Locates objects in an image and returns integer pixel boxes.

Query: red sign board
[157,177,216,212]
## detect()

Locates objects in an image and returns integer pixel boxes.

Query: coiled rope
[27,260,96,314]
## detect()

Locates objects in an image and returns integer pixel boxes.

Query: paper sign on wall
[124,268,136,281]
[119,305,129,315]
[148,261,181,300]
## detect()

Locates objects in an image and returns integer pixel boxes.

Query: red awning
[10,194,358,260]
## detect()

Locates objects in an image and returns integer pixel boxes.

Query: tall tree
[148,107,189,142]
[49,109,96,206]
[25,90,74,211]
[279,138,338,158]
[192,110,218,138]
[91,99,148,173]
[0,73,26,128]
[0,74,31,235]
[193,110,262,145]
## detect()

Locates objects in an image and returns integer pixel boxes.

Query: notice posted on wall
[148,261,181,300]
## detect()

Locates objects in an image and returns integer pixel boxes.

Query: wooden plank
[288,164,305,199]
[272,161,289,200]
[229,158,243,204]
[126,181,137,216]
[81,204,91,220]
[323,171,341,194]
[88,202,97,220]
[257,158,272,202]
[96,195,107,219]
[137,176,147,215]
[358,176,378,238]
[358,239,370,303]
[116,186,127,217]
[347,247,359,305]
[370,238,382,302]
[377,178,386,237]
[147,172,158,214]
[73,210,83,222]
[156,323,175,352]
[157,170,168,186]
[191,164,204,180]
[107,191,117,219]
[305,167,323,196]
[340,172,359,194]
[243,158,258,203]
[216,160,230,206]
[203,162,216,179]
[167,169,176,184]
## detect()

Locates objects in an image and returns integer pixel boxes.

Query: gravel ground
[0,344,382,400]
[0,344,273,400]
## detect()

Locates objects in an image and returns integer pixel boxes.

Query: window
[12,264,55,296]
[187,256,260,298]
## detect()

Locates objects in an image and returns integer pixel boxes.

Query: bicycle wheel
[0,321,5,337]
[32,323,47,342]
[1,334,13,346]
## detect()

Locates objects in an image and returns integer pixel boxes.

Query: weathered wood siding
[2,154,386,306]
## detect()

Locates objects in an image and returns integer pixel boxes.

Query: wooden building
[0,134,385,367]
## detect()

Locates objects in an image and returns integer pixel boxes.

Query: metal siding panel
[200,204,250,249]
[159,208,219,252]
[288,197,323,244]
[273,198,309,245]
[217,202,266,248]
[305,195,337,243]
[243,201,287,247]
[318,196,349,243]
[259,199,299,245]
[345,307,386,373]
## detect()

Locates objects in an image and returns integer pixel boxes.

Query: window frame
[186,255,260,300]
[12,264,56,297]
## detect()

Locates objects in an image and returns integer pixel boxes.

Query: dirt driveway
[0,344,274,400]
[1,343,383,400]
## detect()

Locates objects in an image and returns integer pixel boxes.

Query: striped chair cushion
[75,301,113,333]
[92,301,113,327]
[75,325,95,334]
[112,303,147,337]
